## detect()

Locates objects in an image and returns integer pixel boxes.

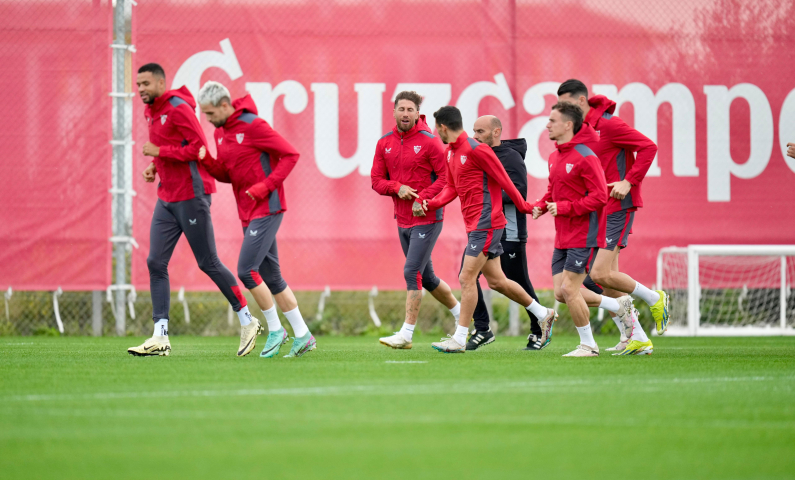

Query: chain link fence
[2,0,793,336]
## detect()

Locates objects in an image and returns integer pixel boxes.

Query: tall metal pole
[112,0,128,336]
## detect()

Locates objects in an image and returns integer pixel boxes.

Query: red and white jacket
[425,132,533,233]
[370,116,447,228]
[586,95,658,214]
[201,95,299,227]
[535,124,608,249]
[145,86,215,202]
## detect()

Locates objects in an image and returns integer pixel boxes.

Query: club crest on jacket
[414,145,421,154]
[236,133,244,144]
[460,155,467,165]
[566,163,574,173]
[160,115,167,125]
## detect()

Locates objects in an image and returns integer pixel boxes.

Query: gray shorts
[398,223,443,291]
[465,228,504,259]
[237,214,287,294]
[604,210,635,251]
[551,247,597,275]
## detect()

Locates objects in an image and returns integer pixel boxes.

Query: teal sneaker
[284,332,317,358]
[259,328,289,358]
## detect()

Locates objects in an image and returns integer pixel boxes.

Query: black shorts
[604,209,635,251]
[551,247,597,275]
[465,228,504,259]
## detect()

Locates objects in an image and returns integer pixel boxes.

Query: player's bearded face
[200,104,228,128]
[394,100,419,132]
[136,72,163,105]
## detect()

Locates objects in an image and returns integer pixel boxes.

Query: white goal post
[657,245,795,336]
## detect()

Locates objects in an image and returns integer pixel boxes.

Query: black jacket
[492,139,528,243]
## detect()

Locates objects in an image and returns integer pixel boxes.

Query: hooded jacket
[534,124,608,249]
[492,139,528,243]
[200,95,299,227]
[145,86,215,202]
[371,115,447,228]
[425,132,533,234]
[585,95,658,214]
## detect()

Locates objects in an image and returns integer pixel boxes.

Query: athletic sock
[610,314,626,339]
[262,306,282,333]
[576,323,597,348]
[599,296,621,314]
[632,282,660,306]
[452,324,468,346]
[236,305,253,326]
[399,322,415,341]
[631,314,650,342]
[153,318,168,337]
[449,302,461,322]
[284,306,309,338]
[527,300,548,319]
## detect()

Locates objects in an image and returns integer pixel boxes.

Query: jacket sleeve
[200,153,231,184]
[157,105,207,162]
[425,161,457,211]
[609,119,658,185]
[555,156,608,217]
[501,151,527,206]
[247,120,300,200]
[416,140,447,200]
[371,139,400,196]
[474,146,533,214]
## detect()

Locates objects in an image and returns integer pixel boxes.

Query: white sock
[284,306,309,338]
[632,282,660,306]
[262,306,282,332]
[236,305,253,326]
[631,312,650,342]
[399,322,415,341]
[610,314,626,339]
[449,302,461,322]
[527,300,548,319]
[599,296,620,314]
[576,323,597,348]
[453,324,468,346]
[153,318,168,337]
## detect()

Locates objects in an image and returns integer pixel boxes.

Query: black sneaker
[523,334,546,350]
[466,330,495,351]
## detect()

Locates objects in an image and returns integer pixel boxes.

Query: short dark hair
[394,91,423,110]
[433,106,463,131]
[557,79,588,99]
[138,63,166,79]
[552,101,584,134]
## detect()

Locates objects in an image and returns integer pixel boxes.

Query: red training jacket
[534,124,608,249]
[200,95,299,227]
[424,132,533,233]
[145,86,215,202]
[586,95,658,214]
[370,115,447,228]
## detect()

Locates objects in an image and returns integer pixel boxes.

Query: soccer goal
[657,245,795,336]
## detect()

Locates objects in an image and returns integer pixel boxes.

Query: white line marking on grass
[385,361,427,364]
[3,375,791,404]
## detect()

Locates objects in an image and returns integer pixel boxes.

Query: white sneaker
[538,307,559,347]
[563,344,600,357]
[616,295,635,339]
[606,337,629,352]
[431,335,465,353]
[237,319,264,357]
[128,335,171,356]
[379,332,412,349]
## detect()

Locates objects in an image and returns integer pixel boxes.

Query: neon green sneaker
[284,332,317,358]
[260,328,289,358]
[613,339,653,356]
[650,290,670,335]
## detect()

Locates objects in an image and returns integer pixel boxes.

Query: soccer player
[532,102,635,357]
[464,115,544,351]
[197,81,316,358]
[371,91,462,349]
[420,106,557,353]
[128,64,251,357]
[558,79,669,354]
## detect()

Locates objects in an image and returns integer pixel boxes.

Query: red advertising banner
[0,1,111,291]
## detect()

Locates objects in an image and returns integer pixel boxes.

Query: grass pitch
[1,335,793,480]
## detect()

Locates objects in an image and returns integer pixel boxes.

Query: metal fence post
[92,290,103,336]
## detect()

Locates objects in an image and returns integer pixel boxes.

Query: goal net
[657,245,795,336]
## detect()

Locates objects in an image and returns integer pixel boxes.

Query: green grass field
[1,335,793,479]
